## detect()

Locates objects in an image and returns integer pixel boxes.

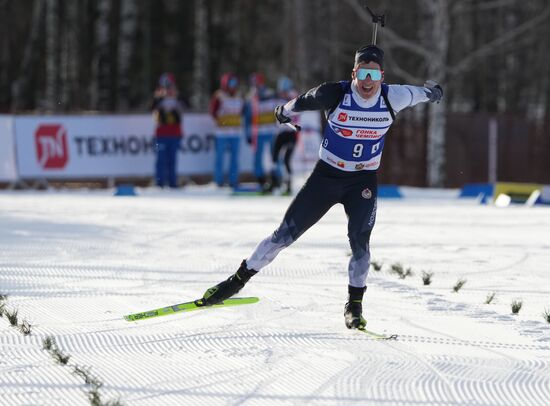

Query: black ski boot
[344,285,367,329]
[202,260,257,305]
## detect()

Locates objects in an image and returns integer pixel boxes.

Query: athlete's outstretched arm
[283,82,345,115]
[387,81,443,113]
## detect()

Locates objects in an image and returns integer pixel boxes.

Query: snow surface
[1,186,550,405]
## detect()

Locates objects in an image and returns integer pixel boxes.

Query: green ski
[358,327,398,340]
[124,297,259,322]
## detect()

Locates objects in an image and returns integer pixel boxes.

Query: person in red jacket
[151,73,185,188]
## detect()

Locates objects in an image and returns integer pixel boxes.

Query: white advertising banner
[13,112,321,180]
[0,115,18,182]
[14,114,218,178]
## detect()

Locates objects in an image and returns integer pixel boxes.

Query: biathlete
[201,45,443,329]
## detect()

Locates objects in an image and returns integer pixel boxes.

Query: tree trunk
[91,0,111,110]
[117,0,138,111]
[420,0,450,187]
[141,1,152,109]
[191,0,209,110]
[0,0,11,110]
[328,0,340,79]
[292,0,309,91]
[229,1,242,72]
[282,1,292,76]
[45,0,59,111]
[60,1,79,111]
[10,0,44,111]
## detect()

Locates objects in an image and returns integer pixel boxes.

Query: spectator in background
[243,73,279,191]
[151,72,185,188]
[209,73,244,188]
[269,76,300,195]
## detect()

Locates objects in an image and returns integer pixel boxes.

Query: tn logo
[338,112,348,122]
[35,124,69,169]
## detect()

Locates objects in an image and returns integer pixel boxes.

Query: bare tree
[117,0,138,111]
[281,2,293,76]
[228,0,242,73]
[327,0,342,79]
[45,0,59,111]
[10,0,45,111]
[292,0,309,91]
[420,0,450,187]
[91,0,112,110]
[191,0,209,110]
[0,0,8,110]
[60,1,79,111]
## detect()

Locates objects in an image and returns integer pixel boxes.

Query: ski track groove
[395,334,550,351]
[35,320,543,358]
[12,325,549,405]
[378,351,457,405]
[434,356,550,406]
[0,264,207,286]
[0,341,89,405]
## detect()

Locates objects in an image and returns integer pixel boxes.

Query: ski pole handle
[284,122,301,132]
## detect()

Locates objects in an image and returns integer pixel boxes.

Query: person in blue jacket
[201,45,443,330]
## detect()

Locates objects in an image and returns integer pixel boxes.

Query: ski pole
[365,4,386,45]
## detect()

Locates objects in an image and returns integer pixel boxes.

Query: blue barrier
[114,184,137,196]
[378,185,403,198]
[459,183,494,198]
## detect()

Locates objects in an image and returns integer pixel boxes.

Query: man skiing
[201,45,443,330]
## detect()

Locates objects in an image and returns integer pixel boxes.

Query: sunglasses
[355,68,382,81]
